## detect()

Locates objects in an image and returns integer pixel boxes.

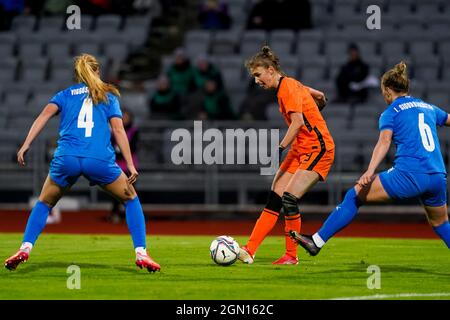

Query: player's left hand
[127,165,139,184]
[357,170,375,187]
[17,145,30,166]
[309,89,327,111]
[314,94,327,111]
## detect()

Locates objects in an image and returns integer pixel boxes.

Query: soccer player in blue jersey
[290,62,450,255]
[5,54,161,272]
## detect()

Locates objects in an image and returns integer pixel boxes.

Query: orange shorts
[280,148,335,181]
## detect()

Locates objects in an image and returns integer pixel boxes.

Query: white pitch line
[331,293,450,300]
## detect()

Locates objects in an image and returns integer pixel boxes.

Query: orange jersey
[276,77,335,154]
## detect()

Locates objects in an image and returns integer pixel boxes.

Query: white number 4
[78,98,94,137]
[418,113,435,152]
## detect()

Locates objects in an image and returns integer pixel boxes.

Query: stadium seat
[11,15,37,34]
[222,66,245,91]
[217,55,245,71]
[17,42,43,58]
[380,39,406,58]
[211,30,240,55]
[184,29,212,56]
[50,66,74,84]
[409,40,436,59]
[4,91,29,107]
[95,14,123,32]
[38,16,64,33]
[19,58,49,82]
[0,57,17,82]
[269,30,295,55]
[300,65,326,83]
[415,2,442,16]
[335,144,363,172]
[239,30,268,55]
[413,64,440,82]
[323,39,348,61]
[47,41,72,59]
[73,42,102,57]
[311,1,330,27]
[123,15,151,30]
[350,117,378,132]
[332,1,357,22]
[427,92,450,107]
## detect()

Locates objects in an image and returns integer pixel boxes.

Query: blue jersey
[49,83,122,162]
[379,96,448,174]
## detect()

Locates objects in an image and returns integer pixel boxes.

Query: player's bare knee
[282,192,299,217]
[428,214,448,227]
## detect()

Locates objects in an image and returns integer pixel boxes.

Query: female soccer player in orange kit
[238,46,335,265]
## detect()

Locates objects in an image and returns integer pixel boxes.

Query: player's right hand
[357,170,375,187]
[127,165,139,184]
[17,145,30,166]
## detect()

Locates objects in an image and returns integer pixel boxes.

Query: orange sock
[246,209,279,255]
[284,214,301,258]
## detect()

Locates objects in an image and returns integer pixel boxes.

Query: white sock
[20,242,33,254]
[135,247,147,256]
[312,233,325,248]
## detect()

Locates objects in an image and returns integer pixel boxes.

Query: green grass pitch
[0,233,449,300]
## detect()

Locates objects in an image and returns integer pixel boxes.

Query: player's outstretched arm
[358,129,393,187]
[110,117,138,184]
[17,103,59,166]
[306,86,327,111]
[445,114,450,127]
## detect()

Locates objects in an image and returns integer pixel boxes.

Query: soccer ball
[210,235,240,266]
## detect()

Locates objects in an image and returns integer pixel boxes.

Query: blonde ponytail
[74,54,120,105]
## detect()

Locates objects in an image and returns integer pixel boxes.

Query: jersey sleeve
[379,109,395,131]
[280,80,303,114]
[49,90,65,112]
[107,95,122,119]
[433,105,449,127]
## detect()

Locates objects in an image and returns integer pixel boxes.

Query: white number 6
[418,113,435,152]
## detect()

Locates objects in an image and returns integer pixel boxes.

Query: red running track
[0,210,439,239]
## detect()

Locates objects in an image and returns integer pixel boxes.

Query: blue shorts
[49,156,122,188]
[379,167,447,207]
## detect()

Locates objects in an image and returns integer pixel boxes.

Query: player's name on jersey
[71,86,89,96]
[394,101,433,113]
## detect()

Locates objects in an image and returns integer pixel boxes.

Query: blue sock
[318,187,362,242]
[23,201,52,245]
[433,221,450,248]
[124,196,147,249]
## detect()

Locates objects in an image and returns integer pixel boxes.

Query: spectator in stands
[185,79,236,120]
[198,0,231,30]
[37,0,73,15]
[108,108,140,224]
[334,43,370,103]
[192,55,224,92]
[0,0,25,30]
[167,48,196,98]
[149,75,183,120]
[239,78,277,120]
[247,0,311,31]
